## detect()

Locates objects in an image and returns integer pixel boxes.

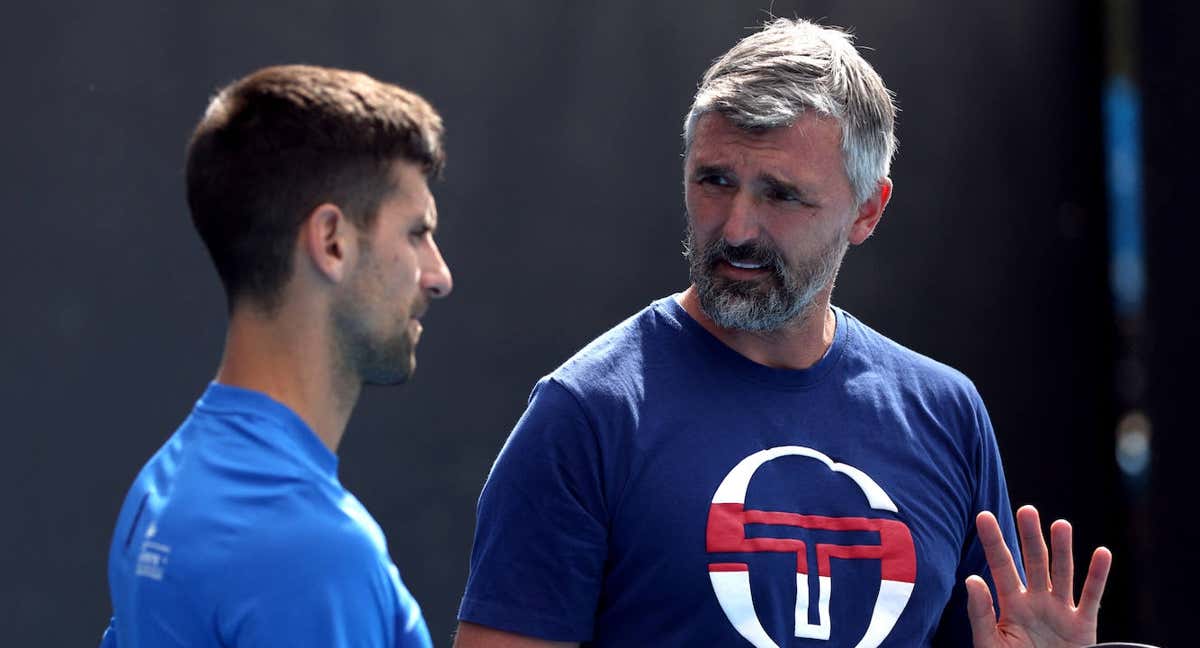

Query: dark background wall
[1,1,1191,645]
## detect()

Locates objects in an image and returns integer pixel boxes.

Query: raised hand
[967,505,1112,648]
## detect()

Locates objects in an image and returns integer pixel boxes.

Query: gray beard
[685,220,848,332]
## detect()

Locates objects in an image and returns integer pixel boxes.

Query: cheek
[684,192,722,233]
[382,250,420,293]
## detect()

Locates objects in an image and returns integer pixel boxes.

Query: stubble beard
[331,246,417,387]
[332,298,416,387]
[684,218,849,332]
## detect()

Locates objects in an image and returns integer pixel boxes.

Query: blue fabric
[102,383,431,648]
[459,296,1021,647]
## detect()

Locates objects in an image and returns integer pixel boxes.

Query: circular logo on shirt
[706,445,916,648]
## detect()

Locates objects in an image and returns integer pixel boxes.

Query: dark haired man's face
[333,162,452,384]
[683,112,856,331]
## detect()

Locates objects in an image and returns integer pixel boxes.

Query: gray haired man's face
[682,112,863,331]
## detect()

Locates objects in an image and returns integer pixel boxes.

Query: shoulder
[499,299,683,460]
[545,297,679,406]
[213,492,409,638]
[839,308,985,412]
[234,490,388,579]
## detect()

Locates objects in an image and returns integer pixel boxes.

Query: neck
[677,285,836,370]
[215,302,358,453]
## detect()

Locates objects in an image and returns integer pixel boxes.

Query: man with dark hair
[100,65,452,647]
[454,19,1110,648]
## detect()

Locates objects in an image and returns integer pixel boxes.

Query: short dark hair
[185,64,445,311]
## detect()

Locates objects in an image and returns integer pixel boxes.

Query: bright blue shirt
[459,297,1021,647]
[101,383,431,648]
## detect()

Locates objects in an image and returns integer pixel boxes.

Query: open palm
[967,505,1112,648]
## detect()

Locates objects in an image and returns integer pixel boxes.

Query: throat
[678,286,835,370]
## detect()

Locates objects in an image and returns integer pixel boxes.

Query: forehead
[687,112,846,176]
[386,160,432,201]
[381,160,434,216]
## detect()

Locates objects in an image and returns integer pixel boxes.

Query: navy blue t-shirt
[101,383,431,648]
[459,297,1021,647]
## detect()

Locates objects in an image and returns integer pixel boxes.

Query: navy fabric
[460,296,1021,647]
[101,383,431,648]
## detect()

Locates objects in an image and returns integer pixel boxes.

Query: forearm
[453,621,579,648]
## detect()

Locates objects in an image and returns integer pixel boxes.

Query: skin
[215,160,452,452]
[455,114,1110,648]
[679,111,889,370]
[968,506,1113,647]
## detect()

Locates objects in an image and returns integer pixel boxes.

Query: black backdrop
[2,1,1193,645]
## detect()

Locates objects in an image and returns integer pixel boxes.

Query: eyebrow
[692,164,821,205]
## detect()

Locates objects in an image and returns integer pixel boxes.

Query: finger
[976,511,1024,599]
[1049,519,1075,605]
[1017,505,1050,592]
[965,574,1000,647]
[1077,546,1113,619]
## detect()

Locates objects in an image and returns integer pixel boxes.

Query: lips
[728,259,766,270]
[714,260,773,283]
[410,302,429,321]
[716,257,771,273]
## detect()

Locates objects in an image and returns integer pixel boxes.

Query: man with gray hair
[455,19,1110,648]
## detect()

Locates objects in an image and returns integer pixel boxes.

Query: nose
[720,190,760,247]
[420,239,453,299]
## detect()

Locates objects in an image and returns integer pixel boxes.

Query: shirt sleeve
[219,501,433,648]
[458,378,609,642]
[932,389,1024,646]
[98,618,117,648]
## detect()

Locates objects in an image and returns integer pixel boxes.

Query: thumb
[965,575,999,647]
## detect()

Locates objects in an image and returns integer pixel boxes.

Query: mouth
[715,258,771,279]
[409,307,427,338]
[727,259,766,270]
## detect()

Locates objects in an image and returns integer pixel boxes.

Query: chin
[363,371,411,387]
[361,352,416,386]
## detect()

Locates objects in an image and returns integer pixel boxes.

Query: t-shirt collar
[658,294,848,390]
[195,382,339,476]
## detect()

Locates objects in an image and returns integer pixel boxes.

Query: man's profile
[100,65,452,648]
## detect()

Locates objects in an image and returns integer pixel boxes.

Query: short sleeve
[98,618,117,647]
[933,390,1023,646]
[220,503,432,648]
[458,378,609,641]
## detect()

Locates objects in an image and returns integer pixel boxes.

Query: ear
[297,203,359,284]
[848,178,892,246]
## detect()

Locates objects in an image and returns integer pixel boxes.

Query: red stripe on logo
[705,502,917,583]
[708,563,749,572]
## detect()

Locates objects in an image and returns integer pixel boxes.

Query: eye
[409,224,433,240]
[765,187,817,208]
[766,187,799,202]
[697,173,733,188]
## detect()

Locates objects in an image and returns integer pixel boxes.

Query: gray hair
[683,18,897,205]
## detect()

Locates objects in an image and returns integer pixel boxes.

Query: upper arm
[454,621,578,648]
[457,378,609,641]
[223,513,431,648]
[932,387,1022,645]
[98,618,117,648]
